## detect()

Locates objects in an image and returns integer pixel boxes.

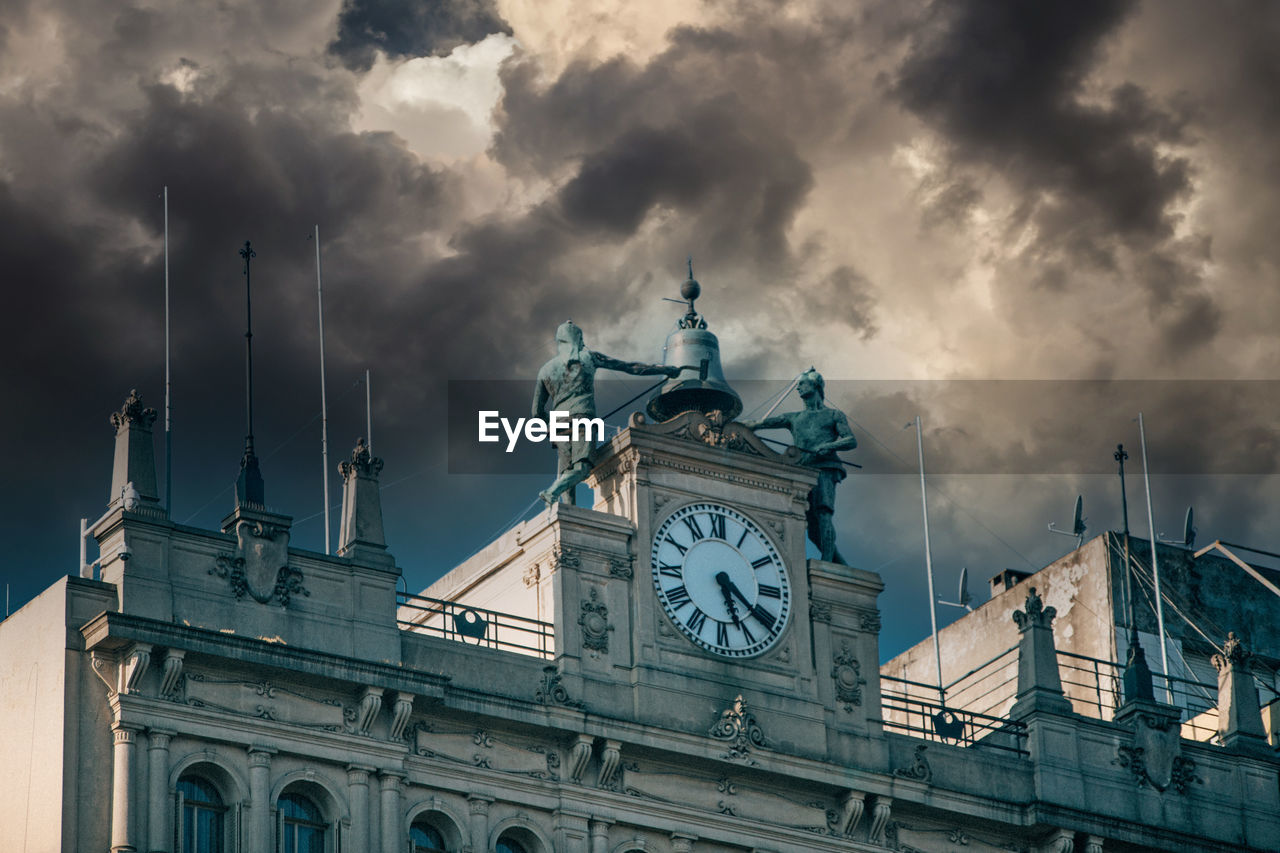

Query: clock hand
[714,572,741,624]
[719,573,777,631]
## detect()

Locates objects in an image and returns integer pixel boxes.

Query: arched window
[496,838,529,853]
[279,792,327,853]
[410,819,448,851]
[177,775,224,853]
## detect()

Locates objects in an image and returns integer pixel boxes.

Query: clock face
[651,502,791,658]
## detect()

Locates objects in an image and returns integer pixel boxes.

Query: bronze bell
[646,262,743,422]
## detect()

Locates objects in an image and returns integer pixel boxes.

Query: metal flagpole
[315,225,331,554]
[914,415,945,703]
[365,368,372,452]
[164,186,172,514]
[1138,412,1173,703]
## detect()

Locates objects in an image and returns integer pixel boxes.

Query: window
[279,792,327,853]
[496,839,529,853]
[177,776,224,853]
[410,820,447,851]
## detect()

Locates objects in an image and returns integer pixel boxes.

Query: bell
[646,327,743,422]
[646,260,743,422]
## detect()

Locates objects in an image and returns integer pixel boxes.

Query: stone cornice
[81,611,446,698]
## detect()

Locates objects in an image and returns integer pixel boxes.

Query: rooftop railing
[396,591,554,659]
[879,673,1029,757]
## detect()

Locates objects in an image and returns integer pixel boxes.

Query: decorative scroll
[414,723,560,781]
[535,666,584,708]
[708,695,769,765]
[894,744,932,784]
[889,819,1033,853]
[176,672,353,732]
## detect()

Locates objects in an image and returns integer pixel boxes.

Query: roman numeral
[667,535,688,556]
[666,585,691,608]
[757,584,781,599]
[682,516,705,542]
[739,622,756,644]
[736,527,749,548]
[708,513,726,539]
[658,563,682,578]
[687,608,707,634]
[716,622,730,646]
[751,605,776,631]
[751,556,773,569]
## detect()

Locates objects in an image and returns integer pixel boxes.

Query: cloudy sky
[1,0,1276,659]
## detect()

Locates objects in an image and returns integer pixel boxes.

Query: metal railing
[397,591,554,659]
[879,674,1028,757]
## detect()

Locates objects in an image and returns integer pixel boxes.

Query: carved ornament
[1012,587,1055,631]
[831,641,866,711]
[110,389,157,432]
[578,587,612,655]
[1212,631,1251,672]
[893,744,932,784]
[338,437,383,482]
[534,665,584,708]
[210,520,309,607]
[708,694,769,765]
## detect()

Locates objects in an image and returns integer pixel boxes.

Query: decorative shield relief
[210,520,309,607]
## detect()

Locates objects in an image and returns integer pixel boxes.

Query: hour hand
[714,572,741,624]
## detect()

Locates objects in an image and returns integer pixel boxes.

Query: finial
[678,257,704,329]
[687,255,694,280]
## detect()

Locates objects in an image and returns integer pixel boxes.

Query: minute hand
[716,572,777,631]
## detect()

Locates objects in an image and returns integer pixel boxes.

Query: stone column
[337,438,392,566]
[147,729,174,853]
[247,747,275,853]
[1212,632,1268,749]
[588,817,612,853]
[467,795,492,853]
[109,390,160,508]
[1009,587,1073,718]
[111,723,141,852]
[347,766,373,853]
[380,772,404,853]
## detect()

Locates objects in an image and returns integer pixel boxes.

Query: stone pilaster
[337,438,393,566]
[379,771,404,853]
[109,389,162,511]
[347,765,373,852]
[111,723,141,852]
[1213,632,1269,749]
[588,817,613,853]
[1009,587,1073,718]
[554,808,590,853]
[467,795,492,853]
[147,729,174,853]
[246,747,275,853]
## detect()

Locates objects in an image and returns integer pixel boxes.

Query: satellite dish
[1160,505,1196,548]
[1048,495,1087,549]
[939,566,973,611]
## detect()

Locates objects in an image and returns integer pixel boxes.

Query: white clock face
[651,502,791,658]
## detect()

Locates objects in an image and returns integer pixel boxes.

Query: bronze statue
[534,320,683,506]
[742,368,856,563]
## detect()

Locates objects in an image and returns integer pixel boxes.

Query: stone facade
[1,399,1277,852]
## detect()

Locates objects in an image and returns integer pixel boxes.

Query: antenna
[313,226,330,553]
[235,240,265,507]
[1159,506,1196,548]
[938,566,973,611]
[1048,495,1087,549]
[163,185,172,515]
[1138,412,1172,703]
[908,415,945,704]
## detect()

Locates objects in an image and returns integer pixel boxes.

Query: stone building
[2,379,1278,853]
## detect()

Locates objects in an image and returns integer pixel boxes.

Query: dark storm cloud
[330,0,512,72]
[894,0,1217,355]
